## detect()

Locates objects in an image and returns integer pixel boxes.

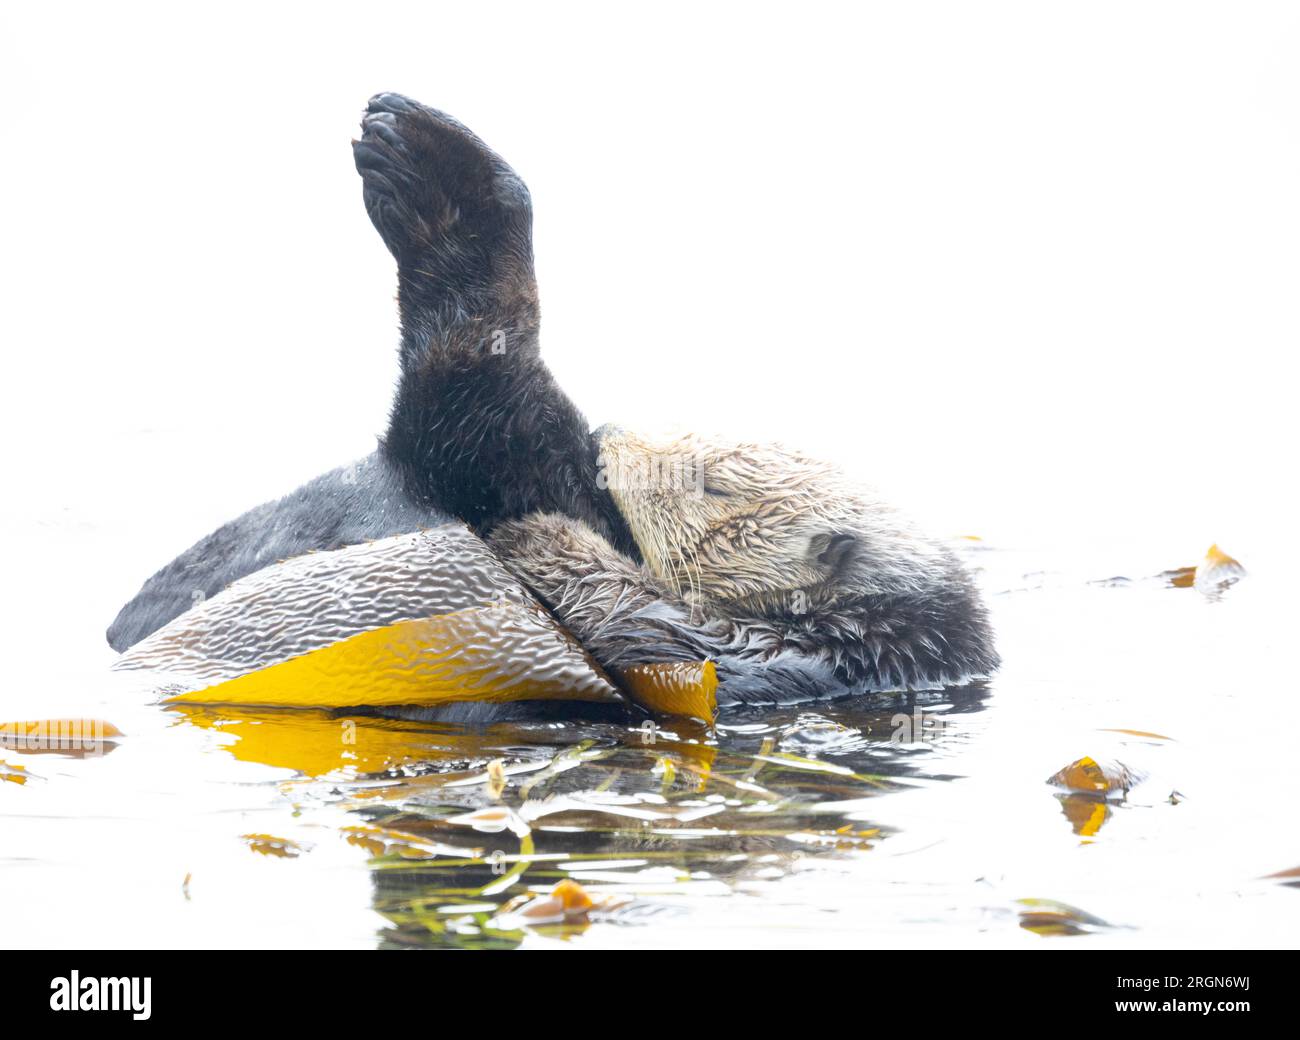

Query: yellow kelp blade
[165,603,623,709]
[1160,544,1246,593]
[0,718,123,756]
[0,759,31,784]
[117,524,719,720]
[241,834,308,858]
[115,526,571,689]
[618,662,718,723]
[1016,898,1113,937]
[117,526,625,711]
[1046,756,1140,795]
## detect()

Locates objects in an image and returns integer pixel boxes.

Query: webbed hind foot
[353,93,533,310]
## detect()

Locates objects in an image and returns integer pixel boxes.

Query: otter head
[596,429,947,618]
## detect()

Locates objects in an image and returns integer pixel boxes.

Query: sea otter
[107,93,997,707]
[487,431,997,706]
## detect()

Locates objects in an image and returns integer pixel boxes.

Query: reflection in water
[1056,794,1112,838]
[1,718,123,758]
[164,687,988,949]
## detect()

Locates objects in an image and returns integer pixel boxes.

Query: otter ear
[809,531,858,573]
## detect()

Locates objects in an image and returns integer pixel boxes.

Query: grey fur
[106,452,447,652]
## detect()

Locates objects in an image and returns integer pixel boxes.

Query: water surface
[4,503,1295,949]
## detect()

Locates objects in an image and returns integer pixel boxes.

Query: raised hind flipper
[355,93,631,552]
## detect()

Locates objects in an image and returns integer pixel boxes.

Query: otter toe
[358,114,405,151]
[366,92,420,116]
[353,92,531,269]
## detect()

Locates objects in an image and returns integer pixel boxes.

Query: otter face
[597,429,934,616]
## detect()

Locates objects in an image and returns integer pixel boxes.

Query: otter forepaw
[353,93,531,276]
[489,513,647,597]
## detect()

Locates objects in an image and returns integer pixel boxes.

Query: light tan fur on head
[597,430,950,617]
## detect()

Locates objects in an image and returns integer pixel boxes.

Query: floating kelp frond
[1016,898,1117,937]
[0,759,32,785]
[1157,543,1245,595]
[0,718,123,757]
[1194,543,1245,596]
[617,661,718,722]
[1047,756,1141,795]
[241,833,310,859]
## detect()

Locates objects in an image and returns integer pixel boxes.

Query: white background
[1,1,1295,599]
[1,2,1298,951]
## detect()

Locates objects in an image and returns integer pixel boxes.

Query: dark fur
[488,514,996,707]
[107,94,631,652]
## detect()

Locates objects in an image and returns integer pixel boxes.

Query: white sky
[1,1,1296,576]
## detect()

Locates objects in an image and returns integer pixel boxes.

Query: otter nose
[593,423,625,445]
